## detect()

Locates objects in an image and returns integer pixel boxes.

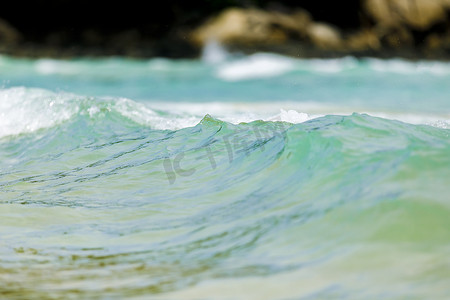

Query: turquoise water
[0,51,450,299]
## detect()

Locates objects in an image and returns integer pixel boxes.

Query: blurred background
[0,0,449,59]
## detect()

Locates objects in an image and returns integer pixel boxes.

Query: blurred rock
[191,7,347,52]
[364,0,450,30]
[306,22,342,49]
[426,33,443,49]
[0,18,22,45]
[82,29,104,46]
[360,0,450,54]
[425,31,450,51]
[191,7,312,47]
[45,31,70,46]
[379,26,414,48]
[346,29,381,51]
[1,2,450,60]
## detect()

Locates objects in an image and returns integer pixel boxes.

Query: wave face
[0,86,449,299]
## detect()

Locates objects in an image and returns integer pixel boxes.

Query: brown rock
[364,0,450,30]
[346,29,381,51]
[306,22,342,49]
[0,18,22,45]
[425,31,450,49]
[380,26,414,48]
[425,33,443,49]
[190,7,312,47]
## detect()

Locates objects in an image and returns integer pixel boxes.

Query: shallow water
[0,51,449,299]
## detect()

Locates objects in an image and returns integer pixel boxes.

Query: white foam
[1,87,447,139]
[214,55,363,81]
[429,120,450,129]
[367,58,450,76]
[215,53,296,81]
[147,58,172,71]
[300,57,358,73]
[113,98,200,130]
[0,87,202,136]
[87,106,100,117]
[361,111,450,128]
[277,109,310,123]
[34,59,80,75]
[147,101,450,129]
[0,87,79,138]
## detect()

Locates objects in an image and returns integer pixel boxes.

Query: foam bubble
[278,109,310,123]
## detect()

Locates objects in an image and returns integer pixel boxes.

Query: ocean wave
[1,87,449,139]
[2,52,450,299]
[1,108,449,298]
[213,54,362,81]
[0,87,79,138]
[0,87,200,138]
[214,55,450,82]
[2,52,450,82]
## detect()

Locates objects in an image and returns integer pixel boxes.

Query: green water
[0,53,449,299]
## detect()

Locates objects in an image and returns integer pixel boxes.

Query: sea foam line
[1,87,448,139]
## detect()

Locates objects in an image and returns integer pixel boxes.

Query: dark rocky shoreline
[0,0,449,60]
